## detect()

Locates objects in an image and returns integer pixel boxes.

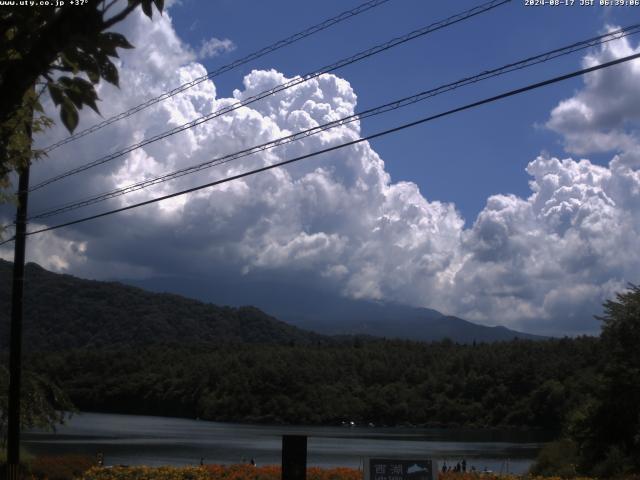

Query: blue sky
[3,0,640,336]
[169,0,630,222]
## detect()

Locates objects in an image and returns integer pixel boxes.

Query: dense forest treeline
[27,337,600,430]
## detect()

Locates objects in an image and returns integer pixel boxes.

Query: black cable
[16,51,640,239]
[40,0,394,153]
[27,24,640,221]
[29,0,511,191]
[0,235,16,247]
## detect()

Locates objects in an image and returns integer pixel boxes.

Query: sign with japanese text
[365,458,436,480]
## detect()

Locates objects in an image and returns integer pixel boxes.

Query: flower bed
[79,465,363,480]
[14,461,640,480]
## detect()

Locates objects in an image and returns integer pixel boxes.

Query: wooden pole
[6,108,32,479]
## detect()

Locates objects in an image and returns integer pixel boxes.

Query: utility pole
[6,109,32,480]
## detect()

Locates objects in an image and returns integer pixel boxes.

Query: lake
[23,412,550,474]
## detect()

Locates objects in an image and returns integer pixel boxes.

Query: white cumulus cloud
[198,37,236,60]
[546,28,640,162]
[3,10,640,336]
[449,154,640,334]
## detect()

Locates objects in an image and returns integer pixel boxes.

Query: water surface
[24,412,549,474]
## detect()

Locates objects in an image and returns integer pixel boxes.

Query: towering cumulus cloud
[3,12,639,336]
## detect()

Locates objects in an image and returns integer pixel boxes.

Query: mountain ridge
[0,260,545,349]
[0,260,326,351]
[127,273,546,342]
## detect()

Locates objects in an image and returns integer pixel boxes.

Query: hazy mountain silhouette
[0,260,544,349]
[128,272,546,343]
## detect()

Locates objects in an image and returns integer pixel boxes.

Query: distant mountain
[0,260,326,351]
[283,301,546,343]
[0,260,544,350]
[128,272,546,343]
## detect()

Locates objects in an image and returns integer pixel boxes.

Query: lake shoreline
[58,410,554,435]
[24,411,547,474]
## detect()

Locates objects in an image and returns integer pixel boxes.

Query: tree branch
[103,3,139,29]
[102,0,120,14]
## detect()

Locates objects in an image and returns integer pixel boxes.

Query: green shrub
[530,438,579,477]
[592,445,632,478]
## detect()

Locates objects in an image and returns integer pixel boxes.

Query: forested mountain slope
[0,260,325,350]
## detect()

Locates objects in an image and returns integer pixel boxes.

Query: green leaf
[71,76,94,91]
[153,0,164,12]
[57,76,74,89]
[101,32,134,50]
[60,53,79,74]
[47,83,64,106]
[100,60,120,87]
[141,0,153,18]
[97,38,118,58]
[65,48,100,84]
[97,32,135,58]
[73,77,100,113]
[60,97,79,133]
[61,77,100,114]
[95,51,119,87]
[83,62,100,84]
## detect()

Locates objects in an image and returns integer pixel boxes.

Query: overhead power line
[26,24,640,222]
[5,50,636,243]
[30,0,511,192]
[40,0,394,154]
